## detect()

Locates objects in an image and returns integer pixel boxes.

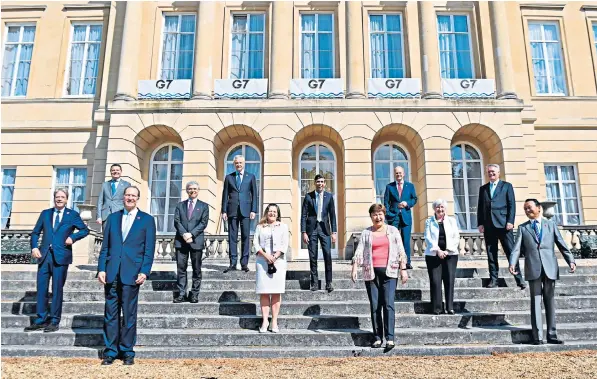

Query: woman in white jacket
[424,199,460,315]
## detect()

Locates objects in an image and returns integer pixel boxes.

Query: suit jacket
[477,180,515,229]
[97,209,156,286]
[510,218,575,281]
[173,198,209,250]
[96,179,131,221]
[30,208,89,265]
[383,181,417,226]
[423,215,460,256]
[221,171,258,218]
[300,190,337,236]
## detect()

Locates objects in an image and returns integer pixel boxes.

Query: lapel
[538,218,547,247]
[47,209,55,235]
[492,181,504,199]
[526,220,539,245]
[123,210,142,244]
[233,172,242,192]
[58,209,71,230]
[389,182,399,201]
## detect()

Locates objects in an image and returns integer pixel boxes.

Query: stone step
[4,296,596,315]
[3,284,596,303]
[2,266,591,281]
[4,309,596,330]
[3,323,597,347]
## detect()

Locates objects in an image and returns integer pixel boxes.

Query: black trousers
[484,226,523,285]
[228,215,251,267]
[176,245,203,297]
[365,267,397,342]
[308,222,332,286]
[425,255,458,313]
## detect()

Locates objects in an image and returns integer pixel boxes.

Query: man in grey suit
[96,164,131,225]
[509,198,576,345]
[173,181,209,303]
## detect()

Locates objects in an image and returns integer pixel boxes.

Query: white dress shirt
[53,208,65,225]
[316,190,324,222]
[122,207,138,239]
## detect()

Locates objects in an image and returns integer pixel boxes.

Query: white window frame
[436,13,475,79]
[1,167,17,229]
[228,13,266,79]
[148,143,184,234]
[373,143,411,204]
[51,167,88,211]
[63,22,103,97]
[300,12,335,79]
[2,23,36,98]
[450,143,484,232]
[544,164,583,226]
[158,13,197,81]
[528,21,567,96]
[368,13,406,78]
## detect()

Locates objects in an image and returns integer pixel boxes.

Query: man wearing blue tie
[97,186,156,365]
[221,155,258,273]
[25,188,89,332]
[383,166,418,269]
[96,164,131,226]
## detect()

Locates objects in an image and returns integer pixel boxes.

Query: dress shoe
[486,281,498,288]
[173,296,186,303]
[326,284,334,293]
[406,264,413,270]
[241,266,250,272]
[123,356,135,365]
[518,283,527,290]
[270,326,280,333]
[189,295,199,304]
[24,323,48,332]
[547,338,564,345]
[310,285,318,291]
[43,323,59,333]
[446,310,455,315]
[223,265,237,273]
[531,340,544,345]
[101,356,116,365]
[432,311,442,316]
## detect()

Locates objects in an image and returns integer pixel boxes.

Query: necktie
[533,220,541,242]
[122,213,131,240]
[187,200,194,219]
[490,182,495,198]
[53,210,61,232]
[398,182,403,198]
[111,180,117,195]
[236,173,241,189]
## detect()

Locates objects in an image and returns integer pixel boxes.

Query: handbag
[267,228,277,275]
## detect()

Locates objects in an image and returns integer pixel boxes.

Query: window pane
[56,168,71,184]
[245,146,260,161]
[152,164,168,181]
[544,165,558,181]
[151,181,167,198]
[170,163,183,181]
[318,15,333,32]
[453,15,468,32]
[452,162,463,178]
[464,145,480,160]
[250,14,265,32]
[301,15,315,32]
[391,145,407,161]
[2,169,17,185]
[318,145,334,161]
[370,15,383,32]
[301,145,317,160]
[386,15,401,32]
[451,145,463,160]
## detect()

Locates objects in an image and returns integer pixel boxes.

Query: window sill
[2,97,99,104]
[530,96,597,101]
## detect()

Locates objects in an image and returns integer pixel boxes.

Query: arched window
[451,143,483,231]
[149,144,184,233]
[373,143,410,204]
[226,144,262,232]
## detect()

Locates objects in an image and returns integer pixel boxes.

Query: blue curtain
[82,25,102,95]
[437,15,472,79]
[369,15,384,78]
[248,14,264,79]
[2,26,35,96]
[68,26,87,95]
[1,169,16,229]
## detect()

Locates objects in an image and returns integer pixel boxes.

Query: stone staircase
[2,262,597,358]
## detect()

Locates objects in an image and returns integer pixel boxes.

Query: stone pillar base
[114,93,136,101]
[192,92,212,100]
[268,92,289,99]
[422,92,442,99]
[497,92,518,100]
[346,92,367,99]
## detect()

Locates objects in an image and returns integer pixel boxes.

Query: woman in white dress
[253,203,288,333]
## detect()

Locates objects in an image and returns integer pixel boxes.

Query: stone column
[418,1,442,99]
[345,1,366,99]
[269,1,293,99]
[489,1,517,99]
[192,1,216,99]
[114,1,143,101]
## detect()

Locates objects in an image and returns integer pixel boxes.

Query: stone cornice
[519,2,566,11]
[62,3,111,11]
[1,5,46,12]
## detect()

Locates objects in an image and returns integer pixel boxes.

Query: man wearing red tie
[383,166,418,269]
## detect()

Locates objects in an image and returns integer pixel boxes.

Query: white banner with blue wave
[214,79,268,99]
[442,79,495,99]
[367,78,421,98]
[290,79,344,99]
[138,80,192,100]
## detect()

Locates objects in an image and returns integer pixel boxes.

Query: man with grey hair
[173,180,209,303]
[25,187,89,332]
[221,154,258,273]
[477,164,525,289]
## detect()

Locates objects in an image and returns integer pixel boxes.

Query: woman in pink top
[351,204,408,349]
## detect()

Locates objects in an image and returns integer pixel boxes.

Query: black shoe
[101,356,116,365]
[241,266,250,272]
[446,310,455,315]
[486,281,498,288]
[519,284,527,290]
[326,284,334,293]
[547,338,564,345]
[223,265,237,273]
[406,264,413,270]
[531,340,544,345]
[43,324,59,333]
[123,356,135,365]
[432,311,442,315]
[173,295,186,303]
[24,323,48,332]
[189,295,199,303]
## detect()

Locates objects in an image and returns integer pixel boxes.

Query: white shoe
[259,324,269,333]
[271,326,279,333]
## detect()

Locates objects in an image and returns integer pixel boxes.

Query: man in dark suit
[301,174,338,292]
[96,164,131,225]
[221,155,258,273]
[383,165,417,269]
[477,164,525,289]
[97,186,156,365]
[509,199,576,345]
[25,188,89,332]
[173,181,209,303]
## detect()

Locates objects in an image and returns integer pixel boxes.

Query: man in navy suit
[301,174,338,292]
[173,181,209,303]
[97,186,156,365]
[221,155,258,273]
[384,166,418,269]
[25,188,89,332]
[477,164,525,289]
